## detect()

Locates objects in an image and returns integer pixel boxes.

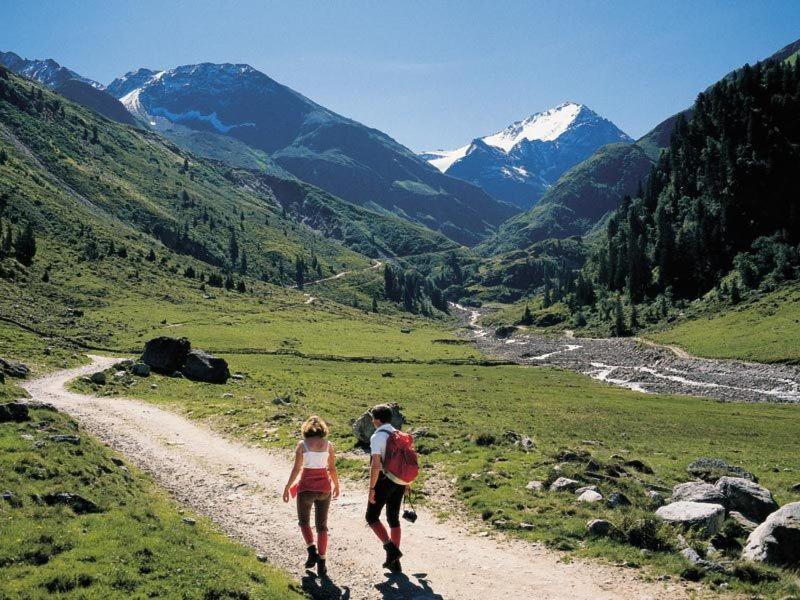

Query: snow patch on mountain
[148,107,256,133]
[483,102,584,151]
[422,145,471,173]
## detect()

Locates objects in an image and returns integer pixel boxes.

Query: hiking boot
[317,558,328,579]
[382,541,403,568]
[305,545,319,569]
[388,559,402,574]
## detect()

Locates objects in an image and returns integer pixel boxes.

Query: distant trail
[293,260,383,290]
[23,358,688,600]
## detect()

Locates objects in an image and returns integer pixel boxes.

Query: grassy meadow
[0,405,304,599]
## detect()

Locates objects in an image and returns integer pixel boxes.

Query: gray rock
[607,491,631,508]
[90,371,107,385]
[587,519,613,536]
[687,457,757,483]
[550,477,580,492]
[646,490,666,507]
[141,336,191,374]
[519,523,534,531]
[680,547,704,565]
[181,517,197,525]
[181,349,230,383]
[352,403,406,446]
[0,402,30,423]
[624,459,654,474]
[715,477,778,523]
[256,553,268,562]
[131,363,151,377]
[578,490,603,503]
[671,481,726,505]
[741,502,800,567]
[575,485,599,495]
[791,483,800,493]
[113,359,134,370]
[525,480,544,493]
[729,511,759,533]
[42,492,101,514]
[0,357,30,378]
[656,501,726,537]
[48,435,80,445]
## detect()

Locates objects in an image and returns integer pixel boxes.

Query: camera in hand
[402,508,418,523]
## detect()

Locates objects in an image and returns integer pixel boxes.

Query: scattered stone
[0,402,30,423]
[494,325,518,338]
[1,490,14,501]
[222,393,234,399]
[791,483,800,493]
[111,457,125,466]
[400,328,412,334]
[0,358,30,378]
[48,435,80,445]
[624,459,654,474]
[181,349,230,383]
[687,457,757,483]
[671,481,726,505]
[44,346,53,355]
[381,372,394,378]
[585,458,602,472]
[141,336,191,374]
[578,490,604,503]
[741,502,800,567]
[90,371,107,385]
[181,517,197,526]
[587,519,613,536]
[680,547,704,565]
[519,523,534,531]
[729,511,759,534]
[271,394,291,405]
[256,553,268,562]
[575,485,599,495]
[656,501,726,537]
[550,477,580,492]
[506,431,534,450]
[352,403,406,446]
[131,363,151,377]
[525,480,544,493]
[607,492,631,509]
[42,492,101,514]
[231,373,245,381]
[113,359,134,370]
[113,370,127,379]
[716,477,778,523]
[646,490,666,507]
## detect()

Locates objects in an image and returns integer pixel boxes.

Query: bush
[474,432,496,446]
[618,515,674,551]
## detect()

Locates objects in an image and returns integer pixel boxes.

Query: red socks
[317,531,329,557]
[369,521,390,544]
[299,525,314,546]
[390,527,401,548]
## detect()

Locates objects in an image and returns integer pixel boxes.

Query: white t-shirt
[369,423,396,461]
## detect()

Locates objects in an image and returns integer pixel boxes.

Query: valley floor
[25,357,692,600]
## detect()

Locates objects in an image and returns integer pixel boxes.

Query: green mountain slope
[478,143,653,255]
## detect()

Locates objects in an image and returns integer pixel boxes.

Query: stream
[451,303,800,403]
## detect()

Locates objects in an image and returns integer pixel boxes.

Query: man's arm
[368,454,382,504]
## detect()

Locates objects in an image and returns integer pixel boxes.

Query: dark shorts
[365,472,404,528]
[297,490,331,532]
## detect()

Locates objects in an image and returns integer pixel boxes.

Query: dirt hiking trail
[23,357,692,600]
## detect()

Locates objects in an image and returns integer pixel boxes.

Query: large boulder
[181,350,230,384]
[687,457,757,483]
[352,404,406,446]
[0,402,30,423]
[742,502,800,567]
[671,481,726,505]
[550,477,580,492]
[140,337,190,374]
[656,501,726,537]
[716,477,778,523]
[0,358,30,378]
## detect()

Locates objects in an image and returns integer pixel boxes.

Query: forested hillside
[590,58,800,305]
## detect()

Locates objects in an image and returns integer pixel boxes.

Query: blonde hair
[301,415,330,438]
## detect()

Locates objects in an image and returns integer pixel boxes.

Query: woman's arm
[328,444,340,499]
[282,442,304,502]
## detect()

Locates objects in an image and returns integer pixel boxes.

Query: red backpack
[381,430,419,485]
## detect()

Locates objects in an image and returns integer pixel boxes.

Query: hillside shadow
[375,572,443,599]
[301,571,350,599]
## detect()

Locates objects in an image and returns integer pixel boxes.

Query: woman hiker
[283,415,340,578]
[365,404,412,573]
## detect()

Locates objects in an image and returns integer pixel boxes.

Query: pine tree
[146,249,156,262]
[295,255,305,290]
[228,229,239,266]
[730,279,741,304]
[629,301,639,332]
[91,125,99,144]
[372,295,378,313]
[613,296,626,337]
[0,148,7,164]
[520,305,533,326]
[14,223,36,265]
[239,250,248,274]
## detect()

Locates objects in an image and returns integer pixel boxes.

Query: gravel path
[453,304,800,403]
[22,357,689,600]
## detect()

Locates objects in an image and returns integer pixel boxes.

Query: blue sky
[3,1,799,150]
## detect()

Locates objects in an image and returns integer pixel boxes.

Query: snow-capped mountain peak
[0,50,103,89]
[421,102,631,209]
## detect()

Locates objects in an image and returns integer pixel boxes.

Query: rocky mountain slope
[421,102,631,209]
[106,63,517,246]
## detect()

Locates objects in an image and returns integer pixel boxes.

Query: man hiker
[365,403,415,573]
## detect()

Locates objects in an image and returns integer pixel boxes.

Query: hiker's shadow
[302,571,350,600]
[375,572,443,599]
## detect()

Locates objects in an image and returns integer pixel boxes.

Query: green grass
[648,283,800,363]
[77,352,800,594]
[0,405,305,599]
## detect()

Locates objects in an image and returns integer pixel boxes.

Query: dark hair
[370,404,393,424]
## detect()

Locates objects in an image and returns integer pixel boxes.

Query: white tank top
[302,440,329,469]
